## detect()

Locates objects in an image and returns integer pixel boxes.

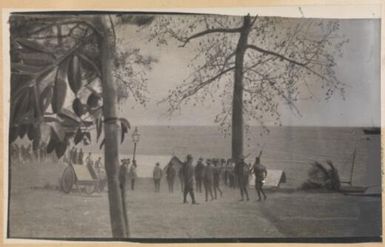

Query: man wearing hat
[166,162,176,193]
[252,156,267,201]
[235,155,250,201]
[153,162,163,192]
[182,154,197,204]
[194,157,205,193]
[119,158,130,193]
[213,159,223,199]
[203,158,214,201]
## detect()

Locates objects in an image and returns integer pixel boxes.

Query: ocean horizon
[80,125,380,188]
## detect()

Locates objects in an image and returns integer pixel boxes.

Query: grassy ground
[7,161,382,240]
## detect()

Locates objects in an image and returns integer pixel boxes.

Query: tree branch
[250,15,258,26]
[246,44,335,83]
[159,66,235,109]
[179,27,242,47]
[247,44,306,66]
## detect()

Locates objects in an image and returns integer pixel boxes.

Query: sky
[115,16,380,128]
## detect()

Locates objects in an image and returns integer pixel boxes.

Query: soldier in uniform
[119,159,130,192]
[235,156,250,201]
[128,160,138,190]
[252,156,267,201]
[194,157,204,193]
[228,159,235,188]
[213,159,223,199]
[203,159,214,201]
[166,162,176,193]
[182,154,197,204]
[153,162,163,192]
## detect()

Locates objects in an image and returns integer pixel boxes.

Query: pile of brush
[301,160,341,191]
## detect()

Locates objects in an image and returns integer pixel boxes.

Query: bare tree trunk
[96,15,128,238]
[232,15,251,162]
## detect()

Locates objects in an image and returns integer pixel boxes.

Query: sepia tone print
[6,11,381,241]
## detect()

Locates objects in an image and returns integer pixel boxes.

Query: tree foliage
[9,13,155,157]
[150,14,348,133]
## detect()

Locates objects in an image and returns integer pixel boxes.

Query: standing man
[235,156,250,201]
[153,162,163,192]
[166,162,176,193]
[182,154,197,204]
[95,157,103,176]
[128,160,138,190]
[95,157,106,192]
[86,152,93,166]
[213,159,223,199]
[178,163,184,192]
[252,156,267,201]
[228,159,235,188]
[203,159,214,201]
[86,152,97,179]
[194,157,204,193]
[78,148,84,165]
[119,159,129,192]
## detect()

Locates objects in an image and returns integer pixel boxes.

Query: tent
[249,169,286,188]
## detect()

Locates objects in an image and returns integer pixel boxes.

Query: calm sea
[83,126,380,188]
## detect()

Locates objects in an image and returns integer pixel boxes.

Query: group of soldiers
[119,158,139,192]
[10,143,50,164]
[154,153,268,204]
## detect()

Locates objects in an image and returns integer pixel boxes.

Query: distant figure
[166,162,176,193]
[227,159,235,188]
[235,156,250,201]
[86,152,93,166]
[153,162,163,192]
[182,154,197,204]
[95,157,106,192]
[128,160,138,190]
[78,148,84,165]
[26,144,32,162]
[203,159,214,201]
[20,145,26,164]
[213,159,223,199]
[220,159,226,185]
[252,156,267,201]
[10,144,19,164]
[178,164,184,192]
[70,147,77,164]
[119,159,129,192]
[95,157,103,175]
[86,152,98,179]
[194,158,205,193]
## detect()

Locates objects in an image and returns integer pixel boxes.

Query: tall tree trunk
[96,15,129,238]
[232,15,251,162]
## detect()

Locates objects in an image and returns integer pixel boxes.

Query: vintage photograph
[5,10,382,242]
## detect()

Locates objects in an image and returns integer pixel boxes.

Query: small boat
[362,127,380,135]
